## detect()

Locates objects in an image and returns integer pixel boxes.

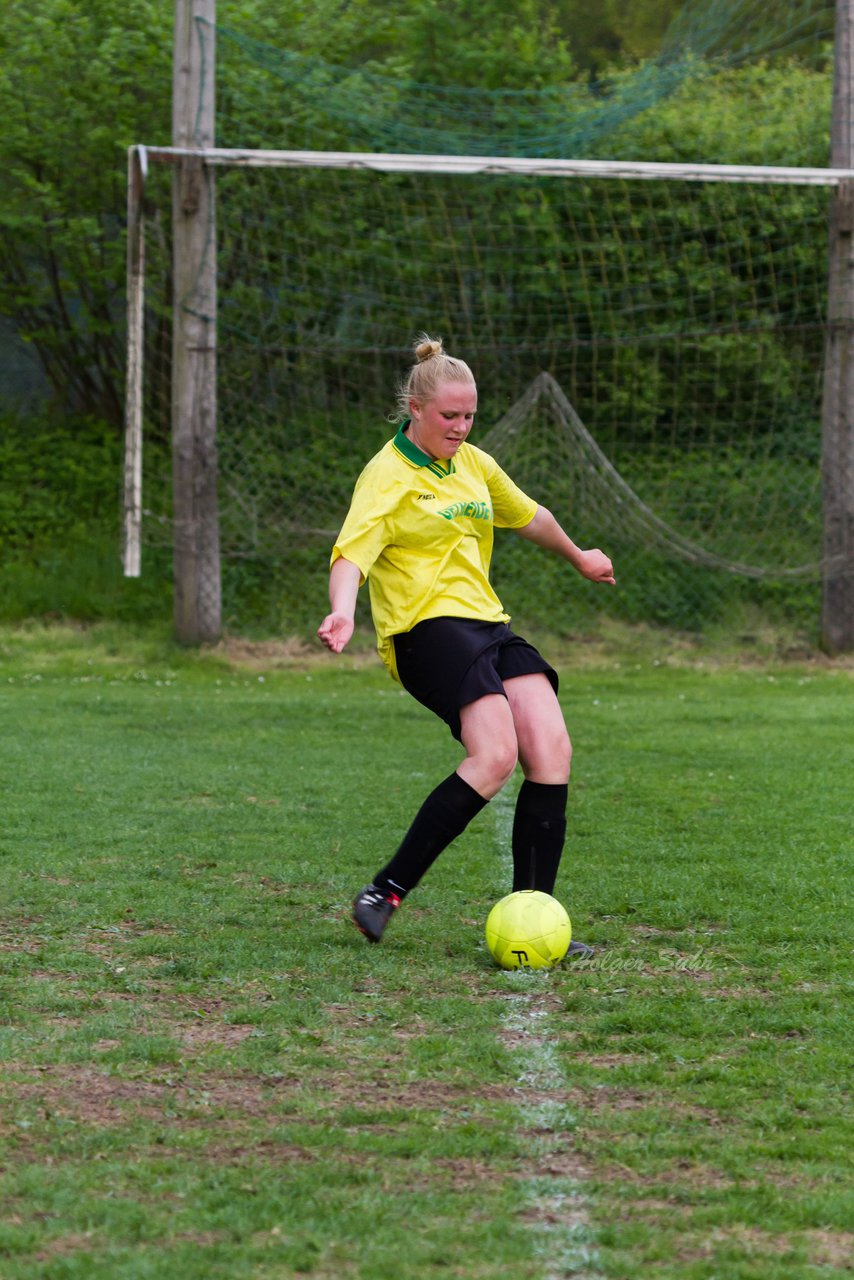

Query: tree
[0,0,574,429]
[0,0,833,429]
[0,0,171,426]
[554,0,684,74]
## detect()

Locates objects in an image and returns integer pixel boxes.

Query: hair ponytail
[393,333,475,422]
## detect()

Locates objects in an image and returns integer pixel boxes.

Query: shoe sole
[352,914,383,943]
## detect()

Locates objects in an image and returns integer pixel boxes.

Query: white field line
[491,787,602,1280]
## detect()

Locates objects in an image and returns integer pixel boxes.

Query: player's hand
[577,549,616,585]
[317,611,355,653]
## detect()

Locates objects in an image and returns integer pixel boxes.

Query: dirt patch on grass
[430,1156,501,1189]
[594,1160,737,1192]
[804,1229,854,1269]
[569,1052,649,1068]
[19,1228,230,1267]
[592,1158,838,1206]
[7,1066,188,1125]
[211,636,317,667]
[30,1232,96,1261]
[177,1022,260,1049]
[697,985,774,1000]
[0,919,47,954]
[210,635,382,671]
[684,1225,854,1267]
[2,1064,291,1129]
[613,1196,695,1219]
[576,1090,725,1124]
[2,1061,519,1139]
[347,1076,497,1114]
[198,1139,318,1165]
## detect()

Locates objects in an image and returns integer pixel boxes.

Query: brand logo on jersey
[416,492,437,500]
[437,500,492,522]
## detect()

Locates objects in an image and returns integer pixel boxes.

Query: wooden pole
[821,0,854,652]
[172,0,220,643]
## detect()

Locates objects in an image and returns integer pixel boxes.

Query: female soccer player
[318,335,615,946]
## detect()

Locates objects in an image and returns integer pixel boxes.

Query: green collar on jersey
[392,420,456,478]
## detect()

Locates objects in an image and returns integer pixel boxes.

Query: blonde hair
[393,333,475,422]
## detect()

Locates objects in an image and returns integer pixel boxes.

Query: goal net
[129,146,831,636]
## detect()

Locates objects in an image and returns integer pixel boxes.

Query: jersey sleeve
[480,451,538,529]
[330,462,398,583]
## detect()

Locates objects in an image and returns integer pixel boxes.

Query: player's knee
[483,738,518,789]
[499,743,520,786]
[522,723,571,781]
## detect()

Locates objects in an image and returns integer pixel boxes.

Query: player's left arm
[515,505,615,585]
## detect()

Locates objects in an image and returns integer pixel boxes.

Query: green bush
[0,415,121,552]
[0,407,823,639]
[0,412,171,623]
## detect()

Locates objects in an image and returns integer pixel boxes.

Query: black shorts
[392,617,558,742]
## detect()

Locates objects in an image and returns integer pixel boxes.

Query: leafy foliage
[0,0,835,426]
[0,415,120,551]
[0,1,836,637]
[0,0,172,424]
[0,412,171,623]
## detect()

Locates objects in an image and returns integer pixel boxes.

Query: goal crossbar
[135,143,854,186]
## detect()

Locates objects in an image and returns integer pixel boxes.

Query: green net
[663,0,834,68]
[212,2,834,164]
[139,162,827,634]
[136,1,837,637]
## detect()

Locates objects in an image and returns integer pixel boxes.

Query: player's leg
[371,693,516,896]
[504,673,592,955]
[355,694,518,942]
[456,692,519,798]
[504,672,571,895]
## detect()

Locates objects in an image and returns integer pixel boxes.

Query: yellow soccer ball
[485,890,572,970]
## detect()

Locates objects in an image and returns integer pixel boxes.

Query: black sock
[374,772,488,897]
[511,780,568,895]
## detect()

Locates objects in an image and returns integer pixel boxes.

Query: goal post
[123,145,146,582]
[122,0,221,646]
[822,0,854,652]
[169,0,220,644]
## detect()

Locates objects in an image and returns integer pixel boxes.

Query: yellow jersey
[331,423,538,679]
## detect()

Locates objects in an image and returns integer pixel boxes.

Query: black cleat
[567,939,595,959]
[352,884,401,943]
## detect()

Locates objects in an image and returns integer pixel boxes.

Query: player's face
[408,380,477,461]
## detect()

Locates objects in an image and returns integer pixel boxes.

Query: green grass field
[0,623,851,1280]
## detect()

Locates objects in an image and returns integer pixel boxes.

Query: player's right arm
[319,451,399,654]
[318,556,361,653]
